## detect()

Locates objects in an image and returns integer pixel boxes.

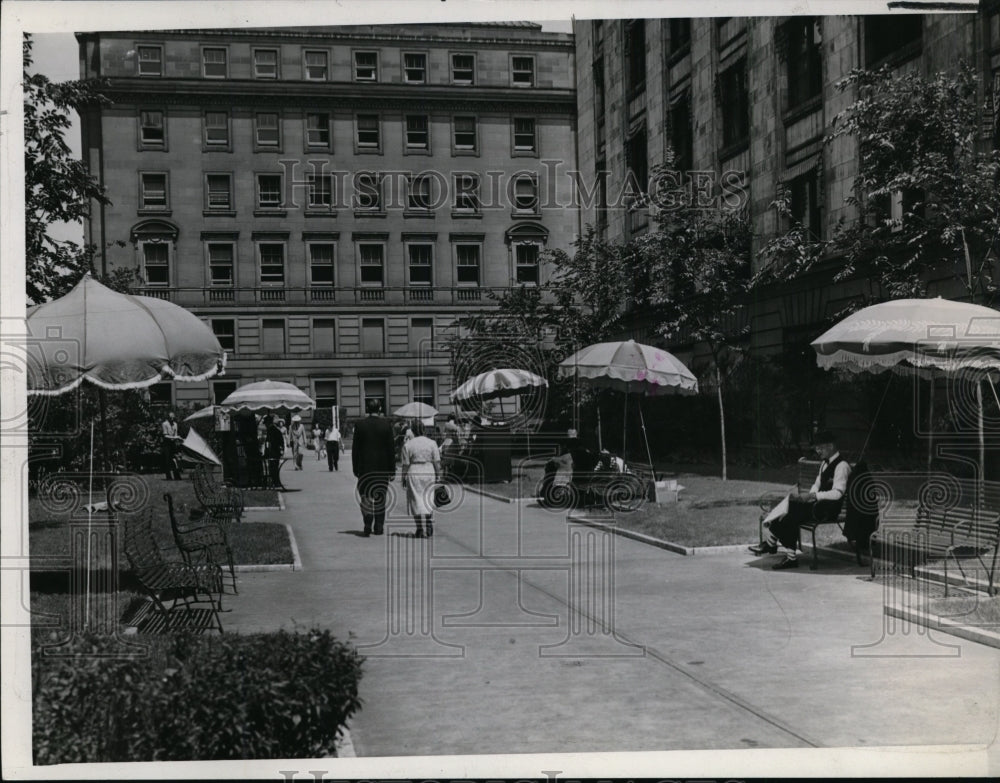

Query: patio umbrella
[393,401,438,419]
[450,367,548,403]
[558,340,699,467]
[220,380,316,414]
[811,297,1000,480]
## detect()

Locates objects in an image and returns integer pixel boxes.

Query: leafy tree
[23,34,111,304]
[636,164,755,480]
[761,63,1000,305]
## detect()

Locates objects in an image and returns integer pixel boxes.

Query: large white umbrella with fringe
[220,380,316,414]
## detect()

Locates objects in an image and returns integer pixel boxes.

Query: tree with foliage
[636,163,755,480]
[24,34,111,304]
[762,63,999,305]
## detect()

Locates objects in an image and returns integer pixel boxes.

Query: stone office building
[76,23,577,419]
[573,11,1000,357]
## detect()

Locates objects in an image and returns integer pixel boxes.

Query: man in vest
[750,430,851,569]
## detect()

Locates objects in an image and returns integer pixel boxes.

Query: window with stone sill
[306,113,331,148]
[137,45,162,76]
[304,50,328,80]
[208,244,234,286]
[451,54,475,85]
[354,51,378,82]
[254,49,278,79]
[256,174,283,209]
[139,110,165,148]
[404,52,426,83]
[206,174,232,211]
[140,172,168,210]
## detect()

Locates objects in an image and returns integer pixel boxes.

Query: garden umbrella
[811,297,1000,481]
[450,368,549,456]
[558,340,699,467]
[219,380,316,414]
[393,402,438,419]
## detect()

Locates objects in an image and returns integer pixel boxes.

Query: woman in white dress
[400,421,442,538]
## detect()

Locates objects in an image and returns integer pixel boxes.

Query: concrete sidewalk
[226,454,1000,762]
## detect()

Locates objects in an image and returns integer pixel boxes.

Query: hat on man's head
[814,430,836,445]
[292,414,301,422]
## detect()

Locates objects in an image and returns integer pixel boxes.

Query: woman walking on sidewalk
[400,421,441,538]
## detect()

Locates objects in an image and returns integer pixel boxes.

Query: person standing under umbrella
[265,416,285,488]
[289,414,307,470]
[325,421,342,471]
[401,421,442,538]
[160,411,183,480]
[352,399,396,536]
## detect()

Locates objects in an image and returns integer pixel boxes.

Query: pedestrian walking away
[750,430,851,569]
[289,415,307,470]
[264,415,286,488]
[325,422,342,471]
[400,420,442,538]
[312,422,324,461]
[352,399,396,536]
[160,411,183,480]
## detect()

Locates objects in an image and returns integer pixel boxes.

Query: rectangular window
[456,244,480,285]
[304,50,328,80]
[411,377,435,407]
[313,318,336,353]
[354,173,382,211]
[142,242,169,285]
[315,379,338,409]
[406,115,429,150]
[512,56,534,86]
[137,45,163,76]
[204,111,230,147]
[202,47,228,79]
[626,127,648,196]
[513,117,536,153]
[410,318,433,354]
[257,174,283,208]
[454,174,480,212]
[354,51,378,81]
[719,58,749,149]
[255,112,280,148]
[669,19,691,53]
[515,243,540,285]
[356,114,380,150]
[865,14,922,67]
[361,319,385,353]
[206,174,232,210]
[789,169,822,239]
[514,176,538,212]
[305,112,331,148]
[211,318,236,351]
[669,94,693,173]
[625,20,646,98]
[359,244,384,286]
[407,175,432,211]
[403,52,426,83]
[451,53,475,84]
[408,244,433,285]
[148,382,172,406]
[307,173,333,210]
[593,59,605,118]
[254,49,278,79]
[261,319,285,354]
[259,243,285,285]
[453,116,477,152]
[139,110,165,147]
[140,172,168,210]
[208,244,234,286]
[786,17,823,109]
[309,243,335,286]
[212,380,238,405]
[362,379,386,413]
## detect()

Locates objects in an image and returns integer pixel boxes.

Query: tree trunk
[716,363,727,481]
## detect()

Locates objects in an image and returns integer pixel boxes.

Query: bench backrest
[915,478,1000,543]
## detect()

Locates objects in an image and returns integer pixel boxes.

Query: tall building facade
[76,23,577,418]
[574,11,1000,356]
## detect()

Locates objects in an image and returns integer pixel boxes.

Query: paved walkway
[225,453,1000,767]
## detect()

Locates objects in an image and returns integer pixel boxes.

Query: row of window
[138,109,539,157]
[135,44,538,87]
[205,315,439,358]
[139,238,542,288]
[138,170,543,216]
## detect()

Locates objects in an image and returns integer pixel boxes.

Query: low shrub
[32,628,363,763]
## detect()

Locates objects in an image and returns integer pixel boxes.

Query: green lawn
[28,475,291,566]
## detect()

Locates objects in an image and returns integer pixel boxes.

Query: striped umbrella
[220,380,316,414]
[450,368,548,402]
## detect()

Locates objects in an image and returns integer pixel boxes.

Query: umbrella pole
[639,398,654,472]
[622,393,628,462]
[978,380,985,500]
[597,404,603,451]
[98,387,111,475]
[927,378,934,474]
[86,420,94,631]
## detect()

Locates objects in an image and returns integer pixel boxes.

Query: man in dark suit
[351,399,396,536]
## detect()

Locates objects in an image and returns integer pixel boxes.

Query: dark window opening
[786,17,823,109]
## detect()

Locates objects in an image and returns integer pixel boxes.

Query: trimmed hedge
[32,628,363,763]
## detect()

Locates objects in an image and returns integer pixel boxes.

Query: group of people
[352,399,443,538]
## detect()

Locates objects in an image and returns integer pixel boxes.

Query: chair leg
[810,528,818,570]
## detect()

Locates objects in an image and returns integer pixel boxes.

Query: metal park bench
[192,464,245,521]
[870,478,1000,596]
[164,492,238,594]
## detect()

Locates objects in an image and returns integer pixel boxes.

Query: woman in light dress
[400,420,442,538]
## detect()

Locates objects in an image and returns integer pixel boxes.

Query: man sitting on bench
[750,430,851,570]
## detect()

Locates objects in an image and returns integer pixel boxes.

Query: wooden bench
[759,457,857,570]
[870,479,1000,596]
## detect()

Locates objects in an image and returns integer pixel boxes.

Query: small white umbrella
[393,401,438,419]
